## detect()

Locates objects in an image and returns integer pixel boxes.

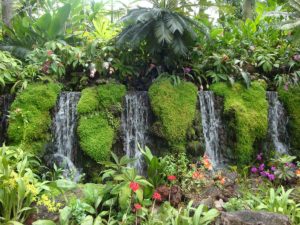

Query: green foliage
[2,4,71,51]
[77,87,100,115]
[148,78,198,152]
[7,83,61,155]
[278,86,300,156]
[250,187,300,224]
[147,201,219,225]
[78,114,114,162]
[0,51,39,92]
[117,1,208,61]
[0,146,47,224]
[77,83,126,162]
[211,81,268,165]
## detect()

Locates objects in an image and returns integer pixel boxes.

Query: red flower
[152,192,162,201]
[134,203,142,211]
[167,175,176,181]
[129,182,139,192]
[47,50,53,56]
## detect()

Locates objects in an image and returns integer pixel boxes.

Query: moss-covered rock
[211,81,268,165]
[278,86,300,157]
[77,114,114,161]
[148,78,198,152]
[77,83,126,162]
[8,83,61,155]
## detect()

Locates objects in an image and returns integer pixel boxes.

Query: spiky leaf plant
[116,0,209,57]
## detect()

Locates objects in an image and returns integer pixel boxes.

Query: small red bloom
[167,175,176,181]
[47,50,53,56]
[129,182,139,192]
[134,203,142,211]
[152,192,162,201]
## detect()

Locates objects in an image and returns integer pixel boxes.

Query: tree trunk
[1,0,13,28]
[243,0,255,20]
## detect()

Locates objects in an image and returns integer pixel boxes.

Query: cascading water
[266,91,289,154]
[51,92,81,181]
[0,95,13,146]
[198,91,224,168]
[122,92,150,174]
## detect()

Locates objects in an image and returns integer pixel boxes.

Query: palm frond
[155,19,173,44]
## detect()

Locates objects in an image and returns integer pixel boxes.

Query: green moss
[211,81,268,165]
[278,86,300,157]
[8,83,61,155]
[148,79,198,151]
[97,83,127,111]
[77,87,100,114]
[77,114,114,161]
[77,83,126,162]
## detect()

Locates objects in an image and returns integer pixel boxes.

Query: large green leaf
[48,4,71,39]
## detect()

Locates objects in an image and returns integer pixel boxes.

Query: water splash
[198,91,224,168]
[267,91,289,154]
[122,92,150,174]
[52,92,81,181]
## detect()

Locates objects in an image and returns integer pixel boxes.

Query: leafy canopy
[116,0,209,57]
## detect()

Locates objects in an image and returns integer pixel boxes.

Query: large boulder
[217,210,290,225]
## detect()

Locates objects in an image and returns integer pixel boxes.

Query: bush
[148,78,198,152]
[211,81,268,165]
[8,83,61,155]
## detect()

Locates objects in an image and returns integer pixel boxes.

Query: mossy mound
[8,83,61,155]
[211,81,268,165]
[77,83,126,162]
[278,86,300,157]
[148,78,198,152]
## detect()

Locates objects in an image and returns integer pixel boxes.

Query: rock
[155,185,182,207]
[217,210,291,225]
[197,196,214,208]
[214,199,225,210]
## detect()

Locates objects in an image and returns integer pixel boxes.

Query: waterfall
[0,95,13,146]
[267,91,289,154]
[198,91,224,168]
[122,92,150,174]
[51,92,81,181]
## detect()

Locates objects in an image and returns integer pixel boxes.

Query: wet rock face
[0,94,13,145]
[217,210,290,225]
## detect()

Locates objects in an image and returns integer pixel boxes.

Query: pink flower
[268,174,275,181]
[129,182,139,192]
[152,192,162,201]
[134,203,142,211]
[167,175,176,181]
[47,50,53,56]
[257,153,263,161]
[251,167,258,173]
[259,164,265,171]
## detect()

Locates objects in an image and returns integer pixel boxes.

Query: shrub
[211,81,268,165]
[8,83,61,155]
[148,78,198,152]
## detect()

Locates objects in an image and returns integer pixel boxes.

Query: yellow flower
[26,183,39,196]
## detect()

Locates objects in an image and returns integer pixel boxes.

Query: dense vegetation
[0,0,300,224]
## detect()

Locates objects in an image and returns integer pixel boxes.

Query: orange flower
[203,155,213,170]
[219,176,226,185]
[296,169,300,177]
[192,171,204,180]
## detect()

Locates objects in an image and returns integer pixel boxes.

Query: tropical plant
[0,145,47,224]
[265,0,300,30]
[249,186,300,224]
[146,201,219,225]
[116,0,209,62]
